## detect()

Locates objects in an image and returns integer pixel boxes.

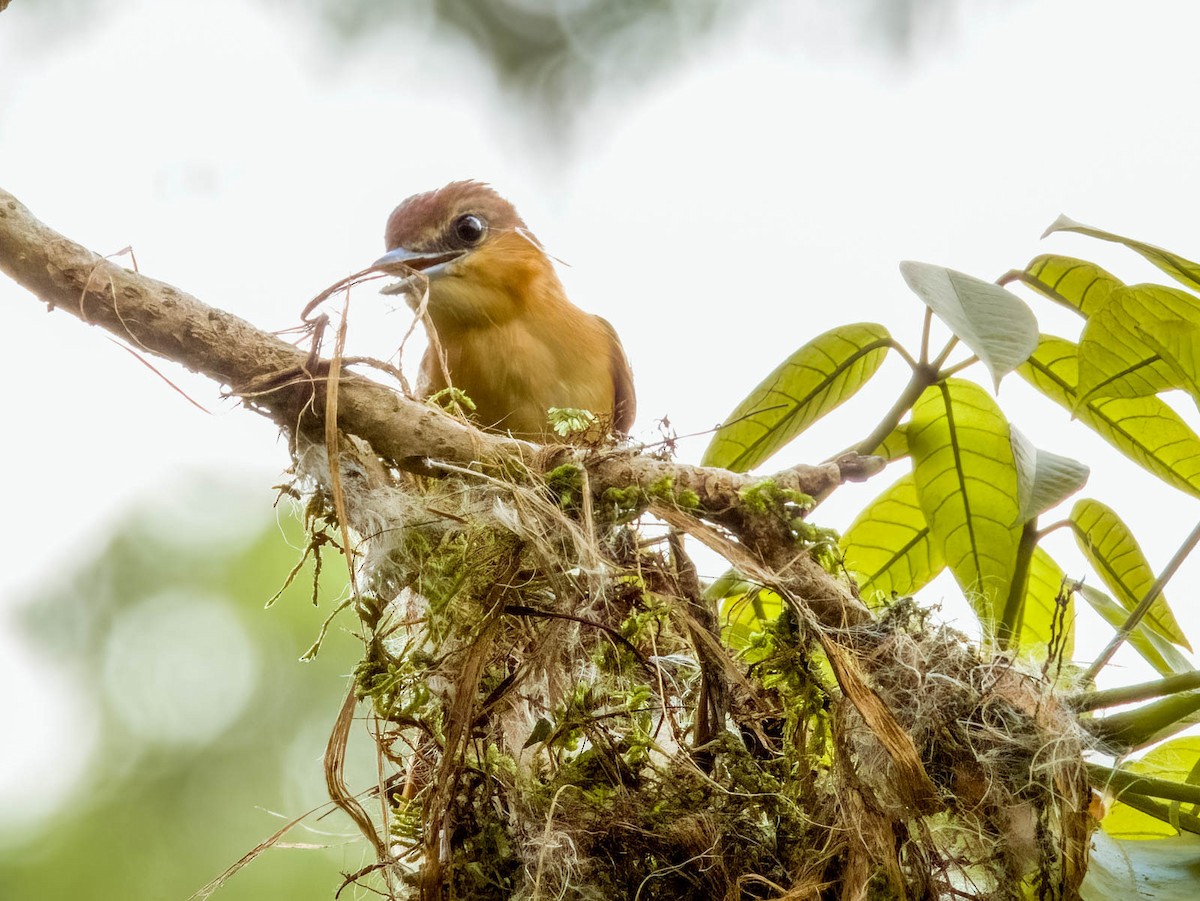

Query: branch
[0,187,522,471]
[0,184,880,624]
[1,184,880,500]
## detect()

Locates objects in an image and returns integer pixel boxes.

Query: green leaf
[1071,498,1190,650]
[908,379,1022,629]
[1076,284,1200,404]
[873,423,910,462]
[1082,832,1200,899]
[899,261,1038,385]
[1078,585,1192,677]
[839,472,945,602]
[1018,335,1200,499]
[1045,214,1200,294]
[523,718,554,748]
[1104,736,1200,839]
[1015,548,1074,660]
[1009,426,1090,525]
[1137,319,1200,411]
[702,322,892,472]
[709,572,783,651]
[1005,253,1124,318]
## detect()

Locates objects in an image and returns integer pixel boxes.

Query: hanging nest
[290,434,1095,901]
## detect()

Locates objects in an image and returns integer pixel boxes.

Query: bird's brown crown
[384,180,528,254]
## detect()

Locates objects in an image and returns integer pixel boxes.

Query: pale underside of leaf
[1082,831,1200,895]
[702,322,891,473]
[1018,335,1200,500]
[900,261,1038,386]
[1009,425,1090,526]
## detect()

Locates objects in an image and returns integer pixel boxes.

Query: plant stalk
[1083,517,1200,683]
[852,361,940,457]
[1073,670,1200,713]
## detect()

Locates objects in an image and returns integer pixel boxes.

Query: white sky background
[3,0,1200,833]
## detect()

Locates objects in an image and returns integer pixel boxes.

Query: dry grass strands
[287,431,1095,901]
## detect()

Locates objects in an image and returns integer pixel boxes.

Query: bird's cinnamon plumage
[374,181,635,441]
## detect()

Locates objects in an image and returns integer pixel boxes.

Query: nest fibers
[291,437,1094,901]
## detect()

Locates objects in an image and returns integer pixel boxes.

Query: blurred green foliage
[6,0,977,120]
[0,474,369,900]
[323,0,751,107]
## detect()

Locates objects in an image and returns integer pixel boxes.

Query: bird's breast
[425,308,616,439]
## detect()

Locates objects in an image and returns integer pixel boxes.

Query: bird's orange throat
[423,234,562,334]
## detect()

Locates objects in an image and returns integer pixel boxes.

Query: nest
[290,436,1094,901]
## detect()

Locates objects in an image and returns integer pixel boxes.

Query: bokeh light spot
[101,592,259,746]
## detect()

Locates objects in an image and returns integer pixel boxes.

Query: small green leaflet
[702,322,891,472]
[1018,335,1200,500]
[1016,548,1073,661]
[707,570,783,651]
[1002,254,1123,319]
[839,472,945,602]
[899,261,1038,386]
[1071,498,1190,650]
[873,423,910,461]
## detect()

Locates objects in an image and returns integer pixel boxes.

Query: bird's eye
[453,214,486,245]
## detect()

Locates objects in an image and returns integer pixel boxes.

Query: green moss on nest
[289,419,1087,900]
[546,462,585,509]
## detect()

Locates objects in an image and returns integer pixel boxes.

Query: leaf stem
[1088,762,1200,806]
[918,307,934,364]
[998,521,1039,649]
[930,336,959,371]
[1083,516,1200,683]
[889,340,919,371]
[938,355,980,379]
[1110,792,1200,836]
[1035,519,1073,540]
[851,361,939,456]
[1072,669,1200,713]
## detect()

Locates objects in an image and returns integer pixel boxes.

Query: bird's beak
[372,246,465,296]
[372,246,464,278]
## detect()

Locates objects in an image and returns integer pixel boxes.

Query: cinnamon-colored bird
[373,181,635,441]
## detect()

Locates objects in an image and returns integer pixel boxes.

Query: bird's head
[373,181,554,331]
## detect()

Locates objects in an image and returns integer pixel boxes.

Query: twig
[1083,517,1200,683]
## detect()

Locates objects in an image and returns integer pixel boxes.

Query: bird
[371,181,635,442]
